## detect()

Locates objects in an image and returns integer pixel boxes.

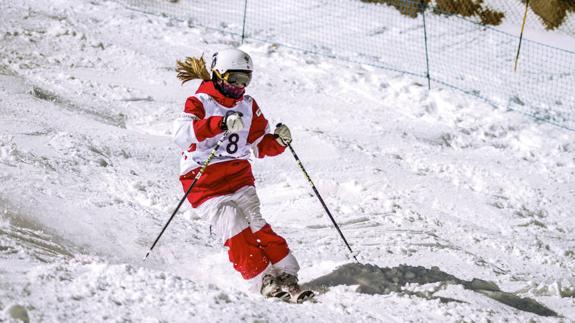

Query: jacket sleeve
[173,96,224,151]
[247,99,286,158]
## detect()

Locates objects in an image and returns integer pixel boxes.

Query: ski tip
[143,252,150,262]
[295,290,316,304]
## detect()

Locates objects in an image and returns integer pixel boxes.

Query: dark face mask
[215,78,246,99]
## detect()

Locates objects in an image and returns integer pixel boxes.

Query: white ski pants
[196,186,300,291]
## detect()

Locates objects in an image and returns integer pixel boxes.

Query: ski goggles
[216,70,252,87]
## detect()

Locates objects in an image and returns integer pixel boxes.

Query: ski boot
[275,272,315,303]
[261,274,290,301]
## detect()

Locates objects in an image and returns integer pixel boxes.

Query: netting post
[241,0,248,44]
[514,0,529,72]
[420,0,431,90]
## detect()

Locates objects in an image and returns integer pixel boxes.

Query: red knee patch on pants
[225,227,270,279]
[253,224,290,264]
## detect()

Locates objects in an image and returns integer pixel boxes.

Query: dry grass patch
[434,0,505,25]
[361,0,504,25]
[360,0,431,18]
[528,0,575,30]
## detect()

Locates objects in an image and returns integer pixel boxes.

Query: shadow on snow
[302,263,557,317]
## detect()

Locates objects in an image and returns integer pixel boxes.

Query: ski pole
[143,131,229,261]
[277,125,359,262]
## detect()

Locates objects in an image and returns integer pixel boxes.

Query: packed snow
[1,0,574,322]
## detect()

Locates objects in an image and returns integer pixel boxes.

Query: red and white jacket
[173,81,285,207]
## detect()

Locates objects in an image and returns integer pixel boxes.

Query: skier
[172,48,313,302]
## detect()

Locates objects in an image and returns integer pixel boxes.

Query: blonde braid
[176,55,211,85]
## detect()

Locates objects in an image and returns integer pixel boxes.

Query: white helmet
[211,48,253,77]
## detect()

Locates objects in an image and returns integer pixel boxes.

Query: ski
[290,289,316,304]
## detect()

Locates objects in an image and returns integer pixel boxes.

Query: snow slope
[1,0,574,322]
